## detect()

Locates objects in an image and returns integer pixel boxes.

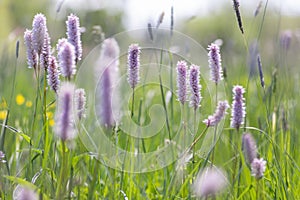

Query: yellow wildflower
[0,110,8,120]
[49,119,55,127]
[25,101,32,107]
[16,94,25,105]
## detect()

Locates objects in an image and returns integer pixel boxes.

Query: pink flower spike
[54,82,76,141]
[24,29,38,69]
[40,32,51,71]
[203,100,229,127]
[47,56,60,93]
[66,13,82,63]
[189,64,201,110]
[127,44,140,89]
[96,38,121,127]
[230,85,246,130]
[75,88,86,120]
[192,167,228,198]
[32,13,47,55]
[251,158,267,179]
[176,60,188,104]
[208,43,223,84]
[57,41,76,79]
[242,133,257,165]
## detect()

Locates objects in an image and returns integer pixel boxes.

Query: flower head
[57,38,68,53]
[47,56,60,93]
[24,29,38,69]
[54,82,76,141]
[13,185,38,200]
[203,100,229,127]
[57,41,76,79]
[32,13,47,55]
[40,32,51,70]
[280,30,292,50]
[127,44,140,89]
[208,43,223,84]
[242,133,257,165]
[192,167,228,198]
[96,38,121,127]
[66,14,82,63]
[251,158,267,179]
[230,85,246,130]
[176,60,188,104]
[189,64,201,110]
[75,88,86,120]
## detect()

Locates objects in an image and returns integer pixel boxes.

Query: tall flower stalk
[24,14,49,181]
[207,42,223,166]
[127,44,141,118]
[54,82,76,141]
[189,64,201,163]
[176,60,188,154]
[96,38,120,127]
[252,157,267,198]
[54,82,76,199]
[230,85,246,197]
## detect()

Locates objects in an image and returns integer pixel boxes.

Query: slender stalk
[192,110,197,166]
[31,65,41,139]
[131,88,135,118]
[232,128,241,198]
[256,179,260,199]
[56,141,68,199]
[120,134,130,194]
[210,84,218,167]
[188,126,209,154]
[158,49,171,140]
[137,99,146,153]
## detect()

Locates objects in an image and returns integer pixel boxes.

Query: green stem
[210,84,218,167]
[192,110,196,167]
[256,179,260,199]
[131,88,134,118]
[232,128,241,198]
[56,141,68,199]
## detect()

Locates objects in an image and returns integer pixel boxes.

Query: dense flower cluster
[47,56,60,93]
[208,43,223,84]
[189,64,201,110]
[193,167,228,198]
[176,60,188,104]
[203,100,229,127]
[54,83,76,141]
[230,85,246,129]
[127,44,140,89]
[66,14,82,63]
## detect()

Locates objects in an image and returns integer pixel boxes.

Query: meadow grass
[0,2,300,199]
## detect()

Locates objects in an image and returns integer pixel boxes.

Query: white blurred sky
[58,0,300,29]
